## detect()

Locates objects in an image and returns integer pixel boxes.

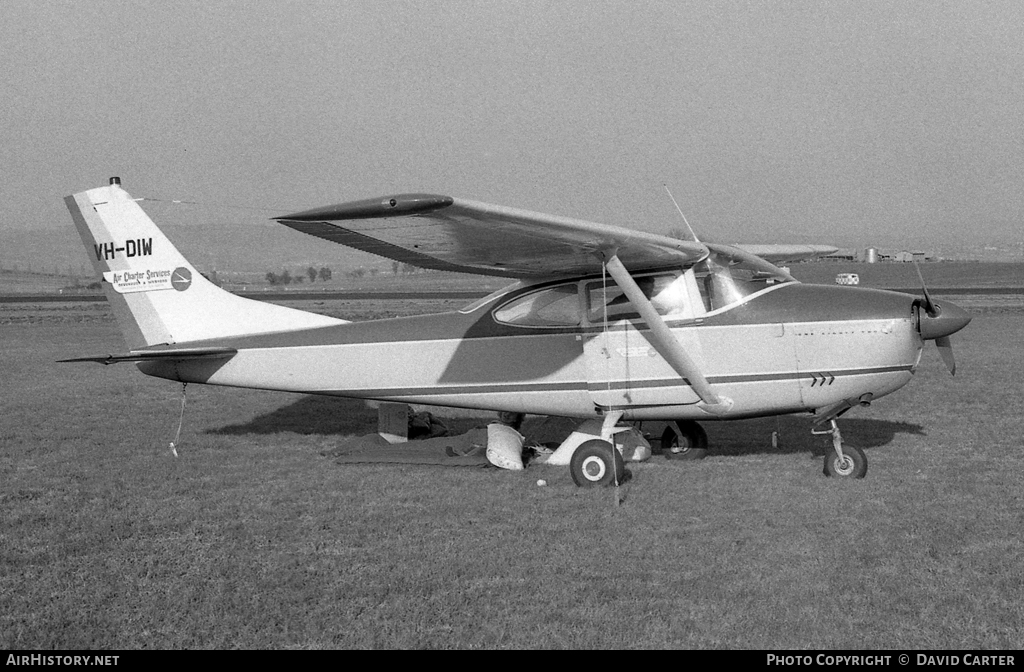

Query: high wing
[274,193,837,416]
[276,192,735,413]
[275,194,709,277]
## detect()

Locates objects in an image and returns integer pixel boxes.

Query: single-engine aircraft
[62,178,971,486]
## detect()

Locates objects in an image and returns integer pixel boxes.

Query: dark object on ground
[408,411,449,439]
[327,427,493,467]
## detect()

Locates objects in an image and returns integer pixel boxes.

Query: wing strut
[602,252,733,415]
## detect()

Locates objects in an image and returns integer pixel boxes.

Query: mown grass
[1,307,1022,649]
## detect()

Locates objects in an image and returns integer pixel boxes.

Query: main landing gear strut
[814,419,868,478]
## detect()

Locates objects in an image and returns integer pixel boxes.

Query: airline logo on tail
[102,266,191,294]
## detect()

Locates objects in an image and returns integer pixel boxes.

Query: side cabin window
[493,284,581,327]
[586,271,698,323]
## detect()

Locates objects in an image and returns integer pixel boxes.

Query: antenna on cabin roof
[663,184,700,244]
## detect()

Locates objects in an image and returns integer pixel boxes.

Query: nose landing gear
[813,419,867,478]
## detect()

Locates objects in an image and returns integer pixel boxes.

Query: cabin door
[582,321,703,410]
[581,272,705,411]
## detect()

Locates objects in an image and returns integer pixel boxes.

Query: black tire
[823,443,867,478]
[570,439,626,488]
[662,420,708,460]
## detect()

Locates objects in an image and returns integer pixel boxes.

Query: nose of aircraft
[918,298,972,341]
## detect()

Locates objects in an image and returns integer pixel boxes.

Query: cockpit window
[584,247,794,322]
[491,247,794,326]
[493,284,581,327]
[586,272,693,322]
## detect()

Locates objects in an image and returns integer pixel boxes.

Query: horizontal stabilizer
[58,346,237,366]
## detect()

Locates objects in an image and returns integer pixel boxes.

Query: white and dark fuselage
[65,181,969,427]
[139,280,925,421]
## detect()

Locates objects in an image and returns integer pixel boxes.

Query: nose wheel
[814,419,867,478]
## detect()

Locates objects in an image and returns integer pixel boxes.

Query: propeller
[914,262,969,375]
[934,335,956,376]
[914,262,939,318]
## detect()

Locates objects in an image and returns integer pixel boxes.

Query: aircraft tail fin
[65,178,345,349]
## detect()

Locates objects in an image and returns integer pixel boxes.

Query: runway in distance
[62,178,971,486]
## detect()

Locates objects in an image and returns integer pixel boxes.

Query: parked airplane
[62,178,970,486]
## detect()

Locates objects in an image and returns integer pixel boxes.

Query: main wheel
[570,439,626,488]
[662,420,708,460]
[823,443,867,478]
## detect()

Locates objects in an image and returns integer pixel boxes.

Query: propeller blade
[914,262,939,316]
[935,335,956,375]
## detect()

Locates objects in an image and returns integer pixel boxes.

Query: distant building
[821,250,858,262]
[893,251,928,263]
[846,247,937,263]
[811,246,938,263]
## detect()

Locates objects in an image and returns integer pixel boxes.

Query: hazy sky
[3,0,1022,250]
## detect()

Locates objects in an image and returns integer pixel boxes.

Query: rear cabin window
[459,281,523,314]
[493,284,581,327]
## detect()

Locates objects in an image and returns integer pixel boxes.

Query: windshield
[694,244,795,312]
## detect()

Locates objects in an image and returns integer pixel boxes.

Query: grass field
[2,299,1022,649]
